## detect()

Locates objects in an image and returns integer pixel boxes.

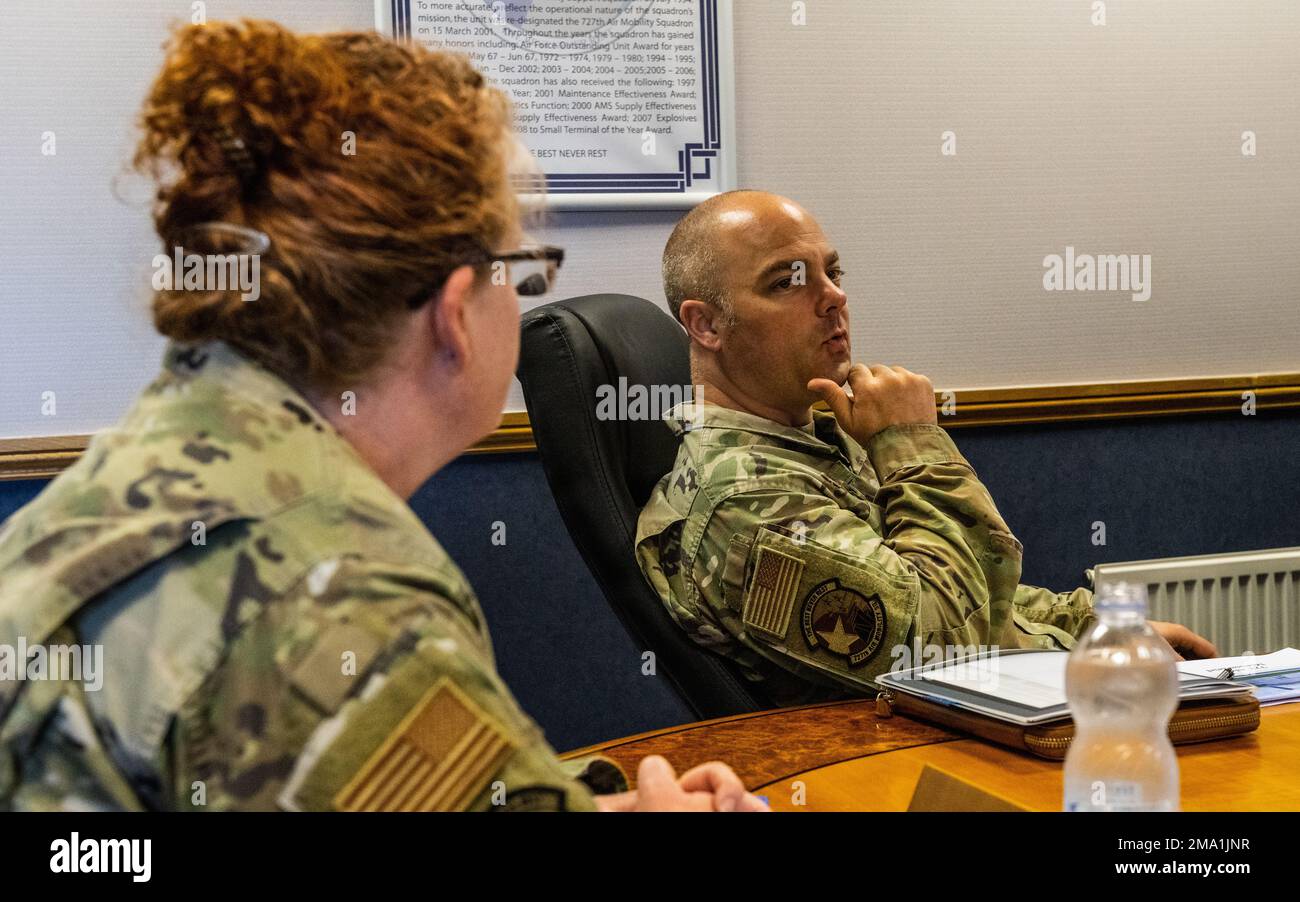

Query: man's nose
[815,277,847,317]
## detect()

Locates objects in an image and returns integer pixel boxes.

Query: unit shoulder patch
[735,526,918,688]
[800,578,887,667]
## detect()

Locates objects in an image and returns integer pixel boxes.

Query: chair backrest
[517,294,766,719]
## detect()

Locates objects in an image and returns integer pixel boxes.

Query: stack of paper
[1177,648,1300,707]
[878,648,1253,726]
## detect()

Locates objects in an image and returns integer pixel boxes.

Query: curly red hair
[134,19,518,389]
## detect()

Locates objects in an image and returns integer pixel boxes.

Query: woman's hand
[595,755,770,812]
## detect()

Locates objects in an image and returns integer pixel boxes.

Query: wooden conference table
[563,700,1300,811]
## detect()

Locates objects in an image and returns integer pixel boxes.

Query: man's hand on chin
[1149,620,1219,661]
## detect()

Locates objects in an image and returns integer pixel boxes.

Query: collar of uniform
[162,340,336,436]
[810,409,872,475]
[664,401,872,476]
[664,401,849,460]
[154,339,359,524]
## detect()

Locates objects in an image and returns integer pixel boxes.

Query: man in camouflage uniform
[0,342,627,811]
[636,191,1216,707]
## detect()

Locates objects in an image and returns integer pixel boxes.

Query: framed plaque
[376,0,736,209]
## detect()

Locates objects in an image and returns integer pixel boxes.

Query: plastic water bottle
[1063,582,1180,811]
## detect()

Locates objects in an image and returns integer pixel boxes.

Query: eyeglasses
[491,244,565,297]
[406,244,565,309]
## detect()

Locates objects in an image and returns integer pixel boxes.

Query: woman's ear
[431,264,478,367]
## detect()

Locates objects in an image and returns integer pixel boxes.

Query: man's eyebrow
[756,250,840,280]
[756,259,798,280]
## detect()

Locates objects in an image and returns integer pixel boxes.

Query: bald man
[635,190,1216,707]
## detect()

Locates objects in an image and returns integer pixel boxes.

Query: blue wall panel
[4,407,1298,750]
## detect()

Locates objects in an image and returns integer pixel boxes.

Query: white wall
[0,0,377,437]
[729,0,1300,392]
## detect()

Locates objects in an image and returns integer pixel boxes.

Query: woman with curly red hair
[0,19,762,814]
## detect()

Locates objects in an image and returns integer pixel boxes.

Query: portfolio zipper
[1026,709,1260,752]
[876,688,1256,750]
[875,689,895,718]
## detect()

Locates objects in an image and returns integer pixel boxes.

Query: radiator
[1088,547,1300,657]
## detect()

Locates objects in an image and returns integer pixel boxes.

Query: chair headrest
[519,294,690,507]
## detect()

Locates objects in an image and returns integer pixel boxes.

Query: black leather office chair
[518,294,766,719]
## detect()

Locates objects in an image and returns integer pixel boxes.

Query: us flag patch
[332,678,514,812]
[742,545,805,640]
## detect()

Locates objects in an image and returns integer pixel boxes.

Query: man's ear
[678,299,725,351]
[430,265,478,368]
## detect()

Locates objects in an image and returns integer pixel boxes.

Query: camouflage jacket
[0,342,619,811]
[636,403,1096,707]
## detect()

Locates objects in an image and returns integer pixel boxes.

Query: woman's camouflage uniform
[0,343,620,811]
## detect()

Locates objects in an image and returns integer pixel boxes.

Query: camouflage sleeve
[698,424,1026,691]
[1012,583,1096,649]
[177,560,619,812]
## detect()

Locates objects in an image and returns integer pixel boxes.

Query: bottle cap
[1094,580,1149,612]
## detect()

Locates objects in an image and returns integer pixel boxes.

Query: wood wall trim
[3,373,1297,481]
[463,411,535,455]
[0,435,89,482]
[935,372,1299,428]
